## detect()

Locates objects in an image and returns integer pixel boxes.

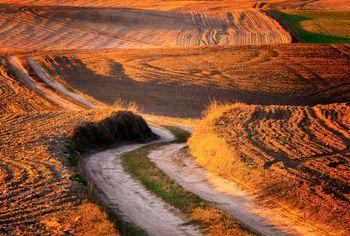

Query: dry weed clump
[189,102,350,235]
[190,208,250,236]
[69,111,156,155]
[41,201,119,236]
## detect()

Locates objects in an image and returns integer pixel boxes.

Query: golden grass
[190,207,249,236]
[41,201,119,236]
[189,102,350,235]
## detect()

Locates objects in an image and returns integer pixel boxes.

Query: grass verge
[122,126,254,236]
[276,10,350,43]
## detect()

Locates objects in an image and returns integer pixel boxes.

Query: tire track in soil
[7,56,82,110]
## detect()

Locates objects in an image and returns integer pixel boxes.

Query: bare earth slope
[1,0,349,10]
[0,70,57,113]
[0,6,291,50]
[7,56,83,111]
[35,44,350,117]
[189,102,350,235]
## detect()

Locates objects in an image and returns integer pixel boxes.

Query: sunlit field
[0,1,349,235]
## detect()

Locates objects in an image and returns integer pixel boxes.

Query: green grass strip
[276,11,350,43]
[122,126,254,235]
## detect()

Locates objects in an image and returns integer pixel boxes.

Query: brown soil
[0,5,291,50]
[0,57,57,113]
[0,108,106,234]
[0,1,349,234]
[28,44,350,117]
[189,102,350,235]
[0,58,154,234]
[0,0,348,10]
[272,0,350,10]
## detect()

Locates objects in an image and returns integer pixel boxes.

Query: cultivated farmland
[0,6,291,50]
[0,0,349,235]
[35,44,350,117]
[189,102,350,235]
[1,0,349,10]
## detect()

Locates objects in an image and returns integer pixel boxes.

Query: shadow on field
[45,56,310,118]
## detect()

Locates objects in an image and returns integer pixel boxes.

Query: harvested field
[27,57,98,108]
[34,43,350,117]
[1,0,349,234]
[277,10,350,43]
[0,6,291,50]
[0,55,155,233]
[0,106,154,234]
[189,102,350,235]
[1,0,349,10]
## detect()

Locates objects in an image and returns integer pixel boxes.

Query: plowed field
[0,107,124,234]
[189,102,350,235]
[35,43,350,117]
[1,0,348,10]
[0,6,291,50]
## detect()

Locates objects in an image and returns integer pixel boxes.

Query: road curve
[149,144,326,236]
[80,126,201,236]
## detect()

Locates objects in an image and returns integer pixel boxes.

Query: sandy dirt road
[81,126,201,236]
[7,56,82,110]
[149,144,328,236]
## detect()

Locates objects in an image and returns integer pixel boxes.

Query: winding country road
[81,126,201,236]
[7,54,331,235]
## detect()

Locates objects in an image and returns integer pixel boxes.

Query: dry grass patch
[42,201,118,236]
